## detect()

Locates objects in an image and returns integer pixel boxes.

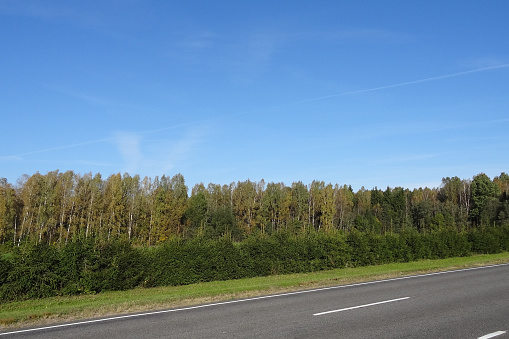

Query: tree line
[0,171,508,246]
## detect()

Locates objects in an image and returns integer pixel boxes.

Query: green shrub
[58,238,94,295]
[3,225,509,302]
[0,255,13,286]
[93,240,146,292]
[0,242,61,301]
[346,231,373,267]
[468,227,505,254]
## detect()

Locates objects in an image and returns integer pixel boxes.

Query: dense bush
[0,242,61,301]
[1,225,508,302]
[0,255,13,286]
[79,240,148,293]
[468,225,509,254]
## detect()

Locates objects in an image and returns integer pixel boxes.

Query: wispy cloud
[75,160,115,168]
[338,117,509,146]
[1,123,211,180]
[140,125,211,176]
[230,32,280,83]
[0,118,214,161]
[113,131,143,175]
[43,84,122,107]
[5,64,507,167]
[0,1,71,19]
[248,33,278,62]
[168,28,281,83]
[0,155,23,161]
[373,153,438,164]
[178,31,218,49]
[43,83,161,115]
[167,30,223,66]
[319,28,413,44]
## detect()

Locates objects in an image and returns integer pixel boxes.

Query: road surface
[1,263,508,338]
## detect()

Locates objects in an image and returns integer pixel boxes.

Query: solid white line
[1,263,508,336]
[478,331,507,339]
[313,297,410,316]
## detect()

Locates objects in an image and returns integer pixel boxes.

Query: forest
[1,171,509,301]
[1,170,508,245]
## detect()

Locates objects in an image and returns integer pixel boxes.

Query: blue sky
[1,1,508,191]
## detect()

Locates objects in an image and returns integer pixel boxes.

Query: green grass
[1,252,509,329]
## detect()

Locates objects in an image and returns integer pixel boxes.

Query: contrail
[3,64,508,158]
[3,121,213,158]
[11,138,112,157]
[273,63,509,107]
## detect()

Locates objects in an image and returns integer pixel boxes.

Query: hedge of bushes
[1,226,508,302]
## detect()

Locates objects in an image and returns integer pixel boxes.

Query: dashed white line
[478,331,506,339]
[313,297,410,316]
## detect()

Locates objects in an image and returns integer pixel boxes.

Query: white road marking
[1,263,508,336]
[313,297,410,316]
[478,331,507,339]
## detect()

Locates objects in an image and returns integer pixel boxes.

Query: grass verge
[1,252,509,329]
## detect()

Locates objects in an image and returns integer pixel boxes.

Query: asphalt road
[2,264,508,338]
